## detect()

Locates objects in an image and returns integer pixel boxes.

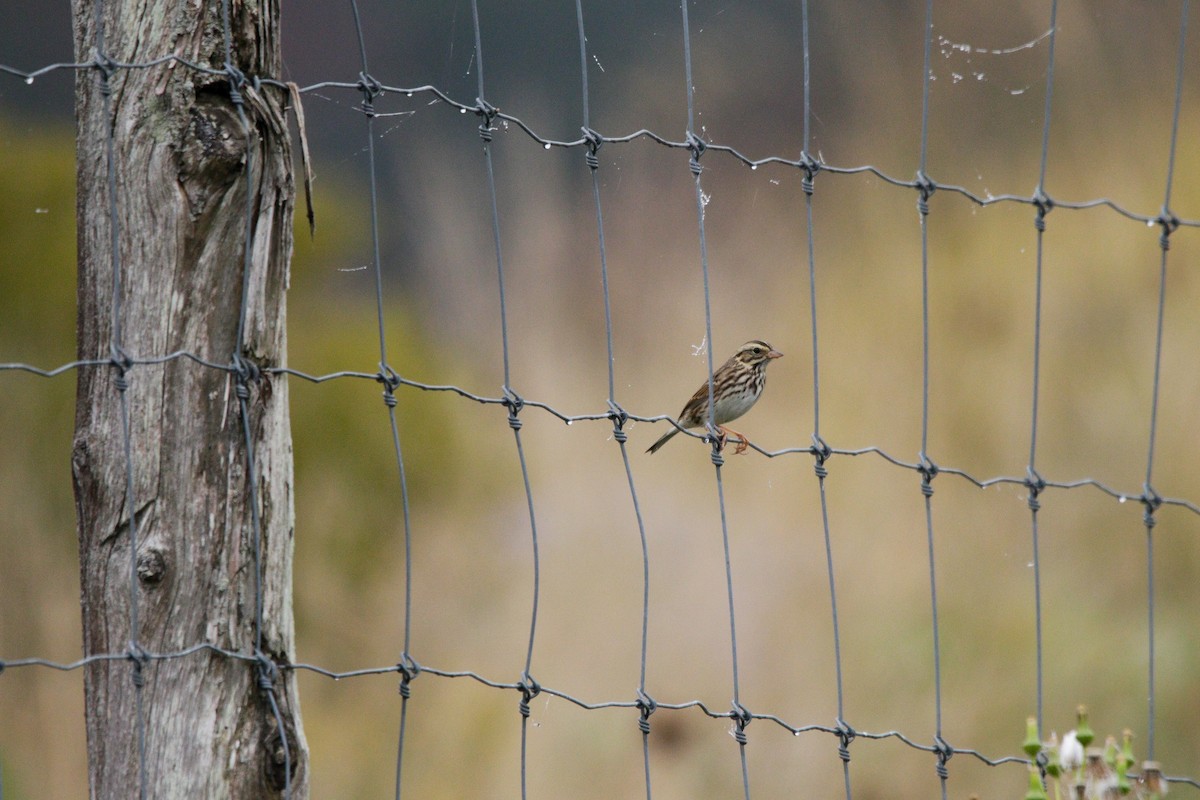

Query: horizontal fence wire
[1,1,1198,798]
[3,64,1200,228]
[3,355,1198,512]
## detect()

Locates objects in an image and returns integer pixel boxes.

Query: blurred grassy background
[3,1,1200,798]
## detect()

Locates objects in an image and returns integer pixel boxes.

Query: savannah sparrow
[646,340,782,454]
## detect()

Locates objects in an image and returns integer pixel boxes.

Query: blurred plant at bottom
[1020,706,1169,800]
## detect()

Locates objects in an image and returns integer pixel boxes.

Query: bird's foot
[719,426,752,454]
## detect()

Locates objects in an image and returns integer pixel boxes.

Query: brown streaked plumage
[646,340,782,454]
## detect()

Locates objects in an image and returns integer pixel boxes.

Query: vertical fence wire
[798,3,852,798]
[1025,0,1061,740]
[1142,0,1190,762]
[914,1,950,796]
[216,0,295,784]
[572,2,658,798]
[468,2,544,797]
[678,1,751,797]
[90,0,150,794]
[344,2,421,796]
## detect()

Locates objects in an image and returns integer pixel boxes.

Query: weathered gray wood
[72,1,307,795]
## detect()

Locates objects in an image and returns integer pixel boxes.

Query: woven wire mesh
[2,1,1200,798]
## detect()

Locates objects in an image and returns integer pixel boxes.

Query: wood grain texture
[71,1,307,795]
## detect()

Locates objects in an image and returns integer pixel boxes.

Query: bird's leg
[718,425,752,454]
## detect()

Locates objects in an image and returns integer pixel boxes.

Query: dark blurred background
[3,2,1200,798]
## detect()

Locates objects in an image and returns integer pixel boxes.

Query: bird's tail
[646,426,680,454]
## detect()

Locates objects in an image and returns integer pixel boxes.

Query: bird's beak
[767,349,783,359]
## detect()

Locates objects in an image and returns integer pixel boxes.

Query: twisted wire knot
[397,654,420,699]
[686,131,706,175]
[914,170,936,216]
[378,364,401,407]
[377,364,401,390]
[705,422,726,454]
[93,52,117,95]
[812,434,833,478]
[918,452,938,496]
[517,672,541,718]
[1156,209,1180,251]
[109,346,133,392]
[93,53,116,80]
[582,127,603,170]
[799,151,820,195]
[475,97,499,142]
[635,689,657,735]
[933,735,954,779]
[224,62,247,107]
[729,701,751,745]
[398,653,421,683]
[1032,188,1054,232]
[835,717,856,763]
[231,353,260,402]
[231,352,260,383]
[358,72,383,117]
[109,344,133,369]
[127,642,149,688]
[1142,484,1162,528]
[608,400,630,442]
[1025,467,1045,512]
[503,387,525,430]
[812,434,833,460]
[255,652,278,692]
[607,400,629,433]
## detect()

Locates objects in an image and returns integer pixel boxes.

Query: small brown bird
[646,340,782,454]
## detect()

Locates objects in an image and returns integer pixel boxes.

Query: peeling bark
[72,1,307,796]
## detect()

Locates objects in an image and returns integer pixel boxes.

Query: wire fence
[1,0,1198,798]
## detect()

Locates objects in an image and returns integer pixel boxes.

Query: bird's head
[735,340,783,367]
